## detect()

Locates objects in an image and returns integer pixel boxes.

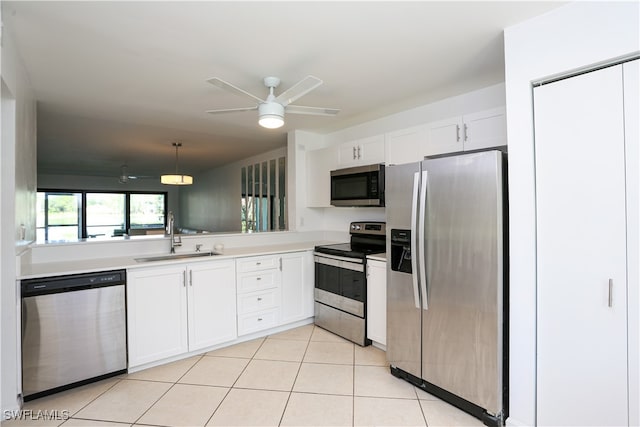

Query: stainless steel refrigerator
[386,149,507,426]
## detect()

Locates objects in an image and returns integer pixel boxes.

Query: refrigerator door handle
[418,170,429,310]
[410,172,421,309]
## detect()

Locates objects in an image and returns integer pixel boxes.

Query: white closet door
[623,59,639,427]
[534,65,628,426]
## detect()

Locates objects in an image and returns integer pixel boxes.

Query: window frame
[37,188,168,240]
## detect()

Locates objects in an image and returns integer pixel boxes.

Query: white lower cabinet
[236,254,282,336]
[236,250,315,336]
[280,251,314,324]
[127,259,236,368]
[366,258,387,346]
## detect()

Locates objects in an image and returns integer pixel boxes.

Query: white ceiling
[2,1,565,179]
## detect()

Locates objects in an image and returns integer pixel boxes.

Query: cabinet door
[337,135,385,167]
[462,107,506,151]
[306,146,337,207]
[366,259,386,345]
[534,65,628,426]
[338,142,359,167]
[385,125,425,165]
[422,116,464,157]
[127,265,188,367]
[280,251,314,324]
[187,260,237,352]
[359,134,385,164]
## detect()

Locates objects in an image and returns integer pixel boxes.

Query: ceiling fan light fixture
[258,102,284,129]
[161,142,193,185]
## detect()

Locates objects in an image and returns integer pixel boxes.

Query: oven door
[314,252,365,317]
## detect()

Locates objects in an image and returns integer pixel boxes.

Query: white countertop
[367,253,387,262]
[20,241,334,280]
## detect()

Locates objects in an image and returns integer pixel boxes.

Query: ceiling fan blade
[206,106,258,114]
[275,75,323,107]
[285,105,340,116]
[207,77,264,103]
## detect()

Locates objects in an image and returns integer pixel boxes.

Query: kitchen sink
[135,251,220,263]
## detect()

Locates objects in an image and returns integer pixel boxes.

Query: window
[241,156,286,232]
[86,193,125,238]
[36,190,167,241]
[37,191,82,241]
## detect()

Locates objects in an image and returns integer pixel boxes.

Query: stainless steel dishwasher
[21,270,127,401]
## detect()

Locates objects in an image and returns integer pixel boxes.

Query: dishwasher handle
[21,270,126,297]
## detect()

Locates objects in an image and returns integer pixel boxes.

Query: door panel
[385,162,422,378]
[534,65,628,426]
[421,151,503,414]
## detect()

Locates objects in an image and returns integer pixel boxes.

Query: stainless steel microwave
[330,163,385,207]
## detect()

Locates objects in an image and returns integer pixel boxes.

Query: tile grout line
[130,353,206,426]
[203,336,269,427]
[65,375,123,421]
[277,326,315,426]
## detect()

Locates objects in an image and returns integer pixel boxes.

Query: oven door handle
[314,254,365,272]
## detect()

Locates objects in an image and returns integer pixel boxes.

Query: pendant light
[161,142,193,185]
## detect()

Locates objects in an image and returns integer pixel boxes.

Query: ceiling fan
[206,75,339,129]
[117,165,155,184]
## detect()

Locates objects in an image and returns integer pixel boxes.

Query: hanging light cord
[173,142,182,173]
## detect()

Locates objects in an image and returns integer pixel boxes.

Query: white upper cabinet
[462,107,508,151]
[422,116,464,157]
[384,107,507,165]
[337,134,385,167]
[422,107,507,158]
[385,124,428,166]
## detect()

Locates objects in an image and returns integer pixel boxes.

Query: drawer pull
[256,277,262,281]
[257,297,263,301]
[258,318,263,321]
[256,262,261,266]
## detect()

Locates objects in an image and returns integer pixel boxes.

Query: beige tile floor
[3,325,483,427]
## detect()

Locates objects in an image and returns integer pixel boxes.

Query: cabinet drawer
[237,309,279,336]
[236,255,280,273]
[237,288,280,314]
[237,270,280,293]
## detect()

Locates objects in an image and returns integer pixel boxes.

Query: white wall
[1,14,38,412]
[503,2,639,426]
[180,146,286,232]
[293,83,505,234]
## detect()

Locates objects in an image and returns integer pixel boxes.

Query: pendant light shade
[161,142,193,185]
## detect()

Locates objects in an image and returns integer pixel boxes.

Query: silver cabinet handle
[463,123,468,142]
[257,297,262,301]
[189,270,193,286]
[257,318,263,322]
[352,146,357,160]
[256,262,261,266]
[183,270,186,287]
[279,257,282,271]
[456,125,460,142]
[256,277,262,281]
[608,278,613,307]
[357,146,361,159]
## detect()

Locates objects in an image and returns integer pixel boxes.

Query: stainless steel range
[313,221,386,346]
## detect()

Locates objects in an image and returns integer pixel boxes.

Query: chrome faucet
[167,211,182,254]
